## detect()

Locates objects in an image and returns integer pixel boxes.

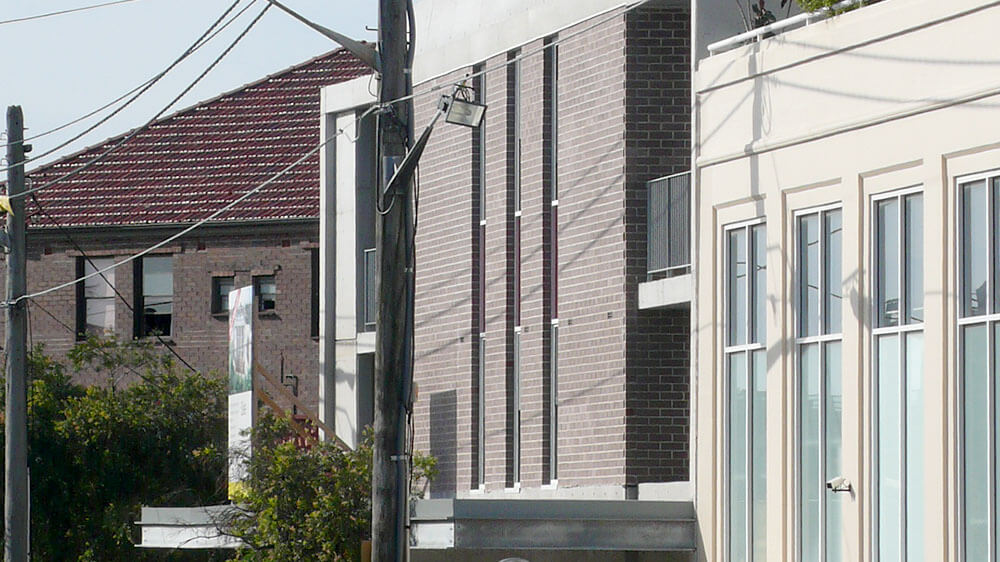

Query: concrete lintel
[321,76,376,115]
[638,273,693,309]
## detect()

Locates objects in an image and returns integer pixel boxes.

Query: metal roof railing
[707,0,865,55]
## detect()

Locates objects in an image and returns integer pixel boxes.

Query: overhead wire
[27,297,169,391]
[9,1,271,202]
[2,0,248,168]
[20,0,259,146]
[0,0,143,27]
[12,0,652,302]
[14,104,378,305]
[30,194,201,373]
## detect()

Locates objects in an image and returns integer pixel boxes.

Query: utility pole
[5,106,29,562]
[373,0,413,560]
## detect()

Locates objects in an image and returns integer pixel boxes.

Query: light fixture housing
[445,98,487,128]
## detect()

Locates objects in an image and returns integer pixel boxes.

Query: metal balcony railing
[363,248,376,331]
[647,171,691,279]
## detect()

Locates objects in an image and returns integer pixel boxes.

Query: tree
[226,417,437,562]
[2,338,229,561]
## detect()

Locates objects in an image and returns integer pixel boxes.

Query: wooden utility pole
[373,0,413,560]
[5,106,29,562]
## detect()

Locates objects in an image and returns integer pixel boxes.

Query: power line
[20,0,258,145]
[30,194,200,373]
[9,1,271,202]
[27,298,170,391]
[14,104,377,304]
[2,0,249,168]
[8,0,649,301]
[0,0,143,26]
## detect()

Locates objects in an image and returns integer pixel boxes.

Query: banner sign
[227,286,254,499]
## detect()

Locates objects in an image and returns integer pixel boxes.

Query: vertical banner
[228,286,254,499]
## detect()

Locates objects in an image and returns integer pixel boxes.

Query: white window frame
[870,185,924,562]
[723,217,766,562]
[793,203,844,562]
[956,169,1000,562]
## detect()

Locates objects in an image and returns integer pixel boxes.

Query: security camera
[826,476,852,493]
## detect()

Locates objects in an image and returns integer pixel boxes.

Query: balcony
[640,172,692,310]
[706,0,871,56]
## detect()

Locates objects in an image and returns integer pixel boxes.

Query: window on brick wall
[508,48,523,488]
[254,275,276,312]
[311,248,320,338]
[134,255,173,338]
[473,61,487,490]
[543,35,559,485]
[211,276,235,315]
[76,256,116,340]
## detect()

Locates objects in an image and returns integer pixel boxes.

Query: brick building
[322,0,696,556]
[14,49,369,413]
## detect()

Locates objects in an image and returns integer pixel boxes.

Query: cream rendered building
[693,0,1000,560]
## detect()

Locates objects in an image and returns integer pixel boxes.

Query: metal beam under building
[410,499,696,552]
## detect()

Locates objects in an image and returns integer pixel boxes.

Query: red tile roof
[26,49,371,228]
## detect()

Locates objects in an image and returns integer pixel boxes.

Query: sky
[0,0,377,169]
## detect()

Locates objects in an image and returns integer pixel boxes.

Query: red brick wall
[8,223,320,412]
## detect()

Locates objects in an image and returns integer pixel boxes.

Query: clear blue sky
[1,0,377,168]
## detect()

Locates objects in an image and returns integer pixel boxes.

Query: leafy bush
[2,338,229,561]
[226,417,437,562]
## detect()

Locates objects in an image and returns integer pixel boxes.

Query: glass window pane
[824,210,843,334]
[143,256,173,297]
[800,343,821,562]
[729,352,749,562]
[85,298,115,334]
[729,228,748,346]
[994,323,1000,558]
[751,349,767,562]
[963,324,989,562]
[877,334,902,562]
[962,180,987,317]
[256,275,276,311]
[800,214,820,338]
[904,195,923,324]
[877,199,900,327]
[752,225,767,344]
[84,258,115,299]
[905,332,924,562]
[825,341,844,562]
[994,179,1000,315]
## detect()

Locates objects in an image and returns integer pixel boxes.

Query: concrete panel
[638,273,693,309]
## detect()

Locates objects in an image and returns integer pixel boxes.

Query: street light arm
[264,0,381,71]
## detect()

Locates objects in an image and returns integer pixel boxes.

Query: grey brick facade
[411,4,692,496]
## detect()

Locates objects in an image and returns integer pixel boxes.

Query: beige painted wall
[693,0,1000,560]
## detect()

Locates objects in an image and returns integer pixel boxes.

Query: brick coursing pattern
[411,5,691,495]
[624,6,692,484]
[1,224,320,413]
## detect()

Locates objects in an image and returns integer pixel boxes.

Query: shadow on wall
[429,389,458,498]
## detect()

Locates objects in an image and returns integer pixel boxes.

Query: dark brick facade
[5,222,320,411]
[412,4,691,495]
